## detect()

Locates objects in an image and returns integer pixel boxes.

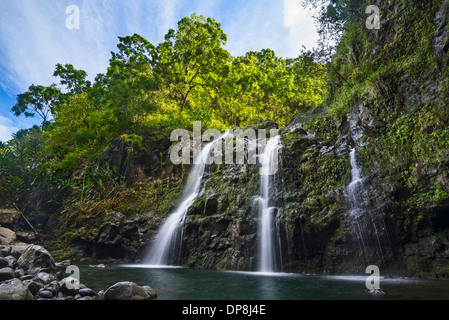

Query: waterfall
[347,149,368,218]
[256,135,282,273]
[347,148,387,267]
[144,132,229,266]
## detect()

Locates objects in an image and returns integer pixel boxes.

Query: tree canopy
[3,13,326,213]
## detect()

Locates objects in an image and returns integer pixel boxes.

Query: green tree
[107,34,158,131]
[53,63,91,94]
[0,127,48,209]
[155,13,231,114]
[300,0,367,61]
[12,84,61,127]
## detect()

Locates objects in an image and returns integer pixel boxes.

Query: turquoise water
[77,264,449,300]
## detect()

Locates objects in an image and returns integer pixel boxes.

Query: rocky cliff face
[171,1,449,277]
[175,105,448,278]
[174,115,390,274]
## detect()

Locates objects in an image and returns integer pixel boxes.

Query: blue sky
[0,0,319,142]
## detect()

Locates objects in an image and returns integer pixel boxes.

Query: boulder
[59,277,79,296]
[35,272,55,285]
[78,287,97,297]
[9,244,29,259]
[14,269,25,278]
[0,209,21,227]
[0,278,34,300]
[0,257,8,268]
[103,281,155,300]
[15,231,36,243]
[22,279,44,296]
[142,285,157,299]
[0,267,14,281]
[17,245,56,275]
[0,245,11,257]
[55,260,72,272]
[4,255,17,268]
[364,288,387,295]
[38,289,53,299]
[0,227,16,245]
[43,281,60,295]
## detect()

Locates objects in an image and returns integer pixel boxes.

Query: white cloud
[283,0,309,30]
[221,0,318,59]
[0,115,19,142]
[282,0,319,54]
[0,0,121,92]
[0,0,320,98]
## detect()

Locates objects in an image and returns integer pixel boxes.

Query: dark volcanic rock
[17,245,56,275]
[103,281,155,300]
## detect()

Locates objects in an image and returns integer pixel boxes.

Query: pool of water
[76,263,449,300]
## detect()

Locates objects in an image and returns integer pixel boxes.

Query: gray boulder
[0,227,16,245]
[38,289,53,299]
[0,278,34,300]
[35,272,55,285]
[55,260,71,272]
[4,255,17,268]
[0,267,14,281]
[14,269,25,278]
[43,281,60,295]
[0,245,11,257]
[0,257,8,268]
[79,287,97,297]
[142,285,157,299]
[103,281,155,300]
[59,277,79,296]
[9,244,29,259]
[22,279,44,296]
[17,245,56,275]
[0,209,21,227]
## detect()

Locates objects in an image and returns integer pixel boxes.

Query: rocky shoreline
[0,242,157,300]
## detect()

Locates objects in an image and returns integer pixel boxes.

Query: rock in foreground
[1,243,157,300]
[103,281,157,300]
[17,245,56,275]
[0,278,34,300]
[0,227,16,245]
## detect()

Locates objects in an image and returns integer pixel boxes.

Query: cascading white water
[347,148,388,267]
[256,135,282,273]
[347,148,370,252]
[144,132,229,266]
[347,149,368,218]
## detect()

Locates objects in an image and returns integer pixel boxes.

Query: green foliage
[5,13,326,218]
[303,0,449,233]
[11,84,61,126]
[0,127,49,207]
[53,63,91,94]
[155,14,230,114]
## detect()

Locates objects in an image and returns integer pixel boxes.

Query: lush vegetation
[1,14,326,218]
[301,0,449,230]
[2,0,449,251]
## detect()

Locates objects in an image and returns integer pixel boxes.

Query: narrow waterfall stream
[347,148,387,267]
[144,132,229,266]
[256,135,282,273]
[347,149,368,218]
